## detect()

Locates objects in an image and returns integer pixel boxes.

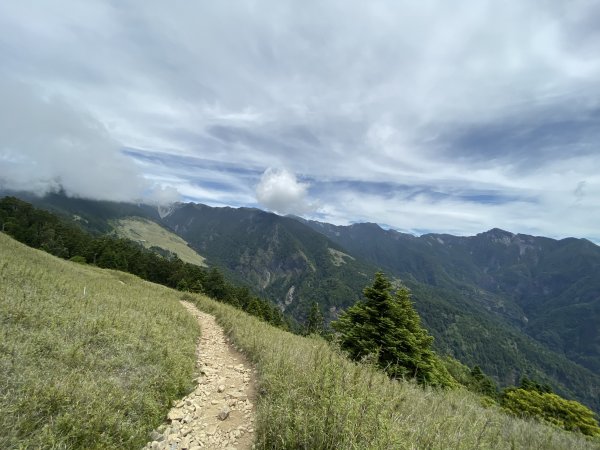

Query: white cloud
[1,1,600,239]
[256,168,312,215]
[146,185,181,205]
[0,79,149,201]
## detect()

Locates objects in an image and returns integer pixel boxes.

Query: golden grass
[112,217,206,266]
[190,293,600,450]
[2,231,598,449]
[0,233,200,449]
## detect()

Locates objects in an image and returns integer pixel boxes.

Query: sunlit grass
[0,233,200,449]
[112,216,206,266]
[2,231,598,449]
[190,294,600,449]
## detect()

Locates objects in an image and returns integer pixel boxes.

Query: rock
[217,384,225,393]
[181,436,190,449]
[150,431,164,442]
[218,406,230,421]
[168,409,184,421]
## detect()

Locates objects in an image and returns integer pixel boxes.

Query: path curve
[144,301,256,450]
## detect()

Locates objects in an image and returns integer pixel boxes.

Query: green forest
[0,196,293,331]
[1,196,598,438]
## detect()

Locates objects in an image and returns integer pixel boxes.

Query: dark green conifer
[305,301,325,335]
[332,272,439,385]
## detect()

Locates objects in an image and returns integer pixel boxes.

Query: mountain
[5,192,599,413]
[159,202,378,319]
[302,220,600,373]
[301,219,600,409]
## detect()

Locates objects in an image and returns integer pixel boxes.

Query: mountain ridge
[3,191,599,413]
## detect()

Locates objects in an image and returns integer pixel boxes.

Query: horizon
[6,188,599,245]
[1,2,599,242]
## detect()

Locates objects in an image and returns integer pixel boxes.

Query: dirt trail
[144,301,256,450]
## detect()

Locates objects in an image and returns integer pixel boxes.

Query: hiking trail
[144,301,256,450]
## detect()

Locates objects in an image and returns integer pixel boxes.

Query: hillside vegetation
[8,192,600,413]
[1,232,599,448]
[111,216,206,266]
[190,293,600,449]
[0,233,199,449]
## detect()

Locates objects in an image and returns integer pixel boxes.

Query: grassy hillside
[0,233,200,449]
[190,295,600,449]
[111,216,206,266]
[1,231,599,448]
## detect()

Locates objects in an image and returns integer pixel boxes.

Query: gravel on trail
[143,301,257,450]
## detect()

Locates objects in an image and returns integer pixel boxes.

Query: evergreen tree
[469,365,498,398]
[332,272,440,385]
[305,301,325,335]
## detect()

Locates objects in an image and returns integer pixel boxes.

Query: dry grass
[0,233,200,449]
[2,231,598,449]
[190,293,600,450]
[112,216,206,266]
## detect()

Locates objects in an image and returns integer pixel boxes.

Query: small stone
[150,431,164,442]
[218,406,230,421]
[168,409,184,421]
[181,437,190,449]
[217,385,225,393]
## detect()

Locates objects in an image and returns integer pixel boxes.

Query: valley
[6,192,600,414]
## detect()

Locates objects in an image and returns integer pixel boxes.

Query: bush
[502,388,600,436]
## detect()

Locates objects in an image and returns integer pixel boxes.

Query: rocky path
[144,301,256,450]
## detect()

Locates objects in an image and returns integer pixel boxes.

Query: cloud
[0,78,150,201]
[256,168,313,215]
[2,1,600,239]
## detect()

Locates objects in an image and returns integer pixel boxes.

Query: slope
[111,216,206,266]
[160,202,379,319]
[302,220,600,412]
[0,232,199,449]
[7,192,599,413]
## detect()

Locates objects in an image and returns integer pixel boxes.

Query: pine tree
[332,272,439,385]
[469,365,498,398]
[305,301,325,335]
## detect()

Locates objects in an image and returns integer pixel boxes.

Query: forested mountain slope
[302,220,600,375]
[5,192,599,413]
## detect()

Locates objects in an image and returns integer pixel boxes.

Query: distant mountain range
[7,191,600,413]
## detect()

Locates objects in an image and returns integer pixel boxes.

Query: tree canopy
[332,272,451,386]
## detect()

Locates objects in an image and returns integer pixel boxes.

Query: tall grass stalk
[191,294,600,450]
[0,234,200,449]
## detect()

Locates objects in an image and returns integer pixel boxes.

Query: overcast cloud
[1,1,599,240]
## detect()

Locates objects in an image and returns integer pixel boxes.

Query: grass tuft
[191,294,600,449]
[0,233,200,449]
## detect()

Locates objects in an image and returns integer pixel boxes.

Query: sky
[1,1,600,240]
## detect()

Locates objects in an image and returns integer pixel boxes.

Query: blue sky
[1,1,600,240]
